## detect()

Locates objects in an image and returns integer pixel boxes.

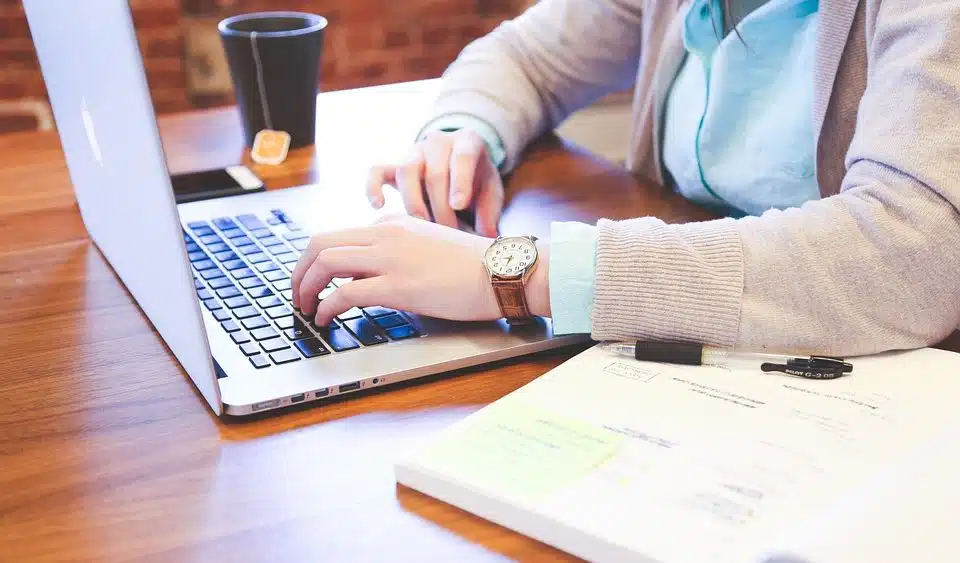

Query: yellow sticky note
[416,399,624,505]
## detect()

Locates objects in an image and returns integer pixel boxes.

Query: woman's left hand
[290,215,549,327]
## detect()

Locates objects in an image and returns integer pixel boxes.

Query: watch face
[485,236,538,277]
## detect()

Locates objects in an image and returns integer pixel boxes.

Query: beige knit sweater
[422,0,960,356]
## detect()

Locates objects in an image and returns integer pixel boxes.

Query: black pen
[599,341,853,380]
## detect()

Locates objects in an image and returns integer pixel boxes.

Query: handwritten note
[416,399,624,505]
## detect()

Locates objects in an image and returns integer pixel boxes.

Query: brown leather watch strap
[491,276,533,325]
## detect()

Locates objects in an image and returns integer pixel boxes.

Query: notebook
[395,344,960,563]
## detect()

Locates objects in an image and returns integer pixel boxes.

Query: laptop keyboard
[184,208,422,372]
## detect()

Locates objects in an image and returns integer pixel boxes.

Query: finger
[297,246,382,316]
[421,137,459,228]
[448,133,485,210]
[396,147,428,220]
[366,165,396,208]
[313,276,390,327]
[473,161,504,237]
[291,229,378,308]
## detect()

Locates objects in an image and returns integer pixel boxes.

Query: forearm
[589,174,960,356]
[422,0,643,173]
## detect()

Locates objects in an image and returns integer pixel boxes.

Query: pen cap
[633,341,704,365]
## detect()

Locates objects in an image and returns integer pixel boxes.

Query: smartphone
[171,165,265,204]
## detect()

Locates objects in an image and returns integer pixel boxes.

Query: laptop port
[290,393,305,404]
[315,388,329,398]
[338,381,361,393]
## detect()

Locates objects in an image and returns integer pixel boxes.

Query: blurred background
[0,0,630,161]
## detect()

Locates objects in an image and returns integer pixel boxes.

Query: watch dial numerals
[487,237,537,276]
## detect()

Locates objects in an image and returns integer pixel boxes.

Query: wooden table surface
[2,81,951,562]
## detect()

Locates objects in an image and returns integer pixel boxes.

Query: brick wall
[0,0,532,133]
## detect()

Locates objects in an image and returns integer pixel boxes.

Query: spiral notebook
[396,344,960,562]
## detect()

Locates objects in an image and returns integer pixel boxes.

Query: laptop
[23,0,586,417]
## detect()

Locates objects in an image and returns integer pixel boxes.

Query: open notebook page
[397,345,960,563]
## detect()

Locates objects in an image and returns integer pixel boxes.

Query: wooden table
[1,81,953,562]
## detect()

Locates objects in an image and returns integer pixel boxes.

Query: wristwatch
[482,235,539,325]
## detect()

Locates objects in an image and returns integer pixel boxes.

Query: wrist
[525,241,551,318]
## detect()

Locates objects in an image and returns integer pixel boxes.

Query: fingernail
[450,192,465,209]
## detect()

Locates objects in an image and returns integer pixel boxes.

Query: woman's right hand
[365,129,504,237]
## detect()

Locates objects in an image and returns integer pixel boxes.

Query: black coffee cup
[218,11,327,150]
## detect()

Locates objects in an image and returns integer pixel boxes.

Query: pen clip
[760,356,853,380]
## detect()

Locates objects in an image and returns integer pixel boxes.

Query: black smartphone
[171,165,265,203]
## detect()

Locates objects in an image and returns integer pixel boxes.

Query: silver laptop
[23,0,585,417]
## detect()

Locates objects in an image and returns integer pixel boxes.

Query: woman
[291,0,960,356]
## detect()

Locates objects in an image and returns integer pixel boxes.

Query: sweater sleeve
[420,0,644,173]
[590,1,960,356]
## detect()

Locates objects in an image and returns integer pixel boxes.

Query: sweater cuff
[591,217,744,346]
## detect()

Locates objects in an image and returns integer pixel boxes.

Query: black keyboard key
[191,225,214,237]
[242,316,269,330]
[386,325,420,340]
[199,267,225,280]
[275,252,298,264]
[188,250,207,262]
[275,316,295,330]
[249,354,270,369]
[265,305,291,319]
[260,235,283,247]
[186,241,200,253]
[240,277,265,290]
[257,295,284,309]
[199,234,222,245]
[208,276,233,289]
[337,308,363,321]
[271,209,291,222]
[246,252,270,264]
[237,214,266,230]
[281,289,293,301]
[283,318,312,340]
[214,250,238,262]
[197,288,213,300]
[193,259,216,271]
[232,332,252,344]
[270,348,301,364]
[295,338,329,358]
[221,228,245,239]
[256,261,280,273]
[207,241,230,253]
[342,318,387,346]
[203,298,222,311]
[247,286,274,299]
[251,326,280,341]
[362,306,396,318]
[264,270,288,282]
[232,236,254,247]
[231,268,256,280]
[239,342,259,355]
[272,278,292,291]
[187,220,209,230]
[291,239,309,251]
[221,319,240,333]
[374,313,406,329]
[236,243,260,256]
[212,309,231,322]
[233,306,260,319]
[250,228,273,239]
[267,217,283,226]
[194,278,204,290]
[260,338,289,353]
[223,259,247,271]
[319,326,360,352]
[224,296,251,309]
[213,217,237,230]
[216,286,241,299]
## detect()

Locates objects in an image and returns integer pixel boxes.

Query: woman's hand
[365,129,504,237]
[290,215,550,327]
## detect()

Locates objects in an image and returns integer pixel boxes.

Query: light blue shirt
[426,0,821,334]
